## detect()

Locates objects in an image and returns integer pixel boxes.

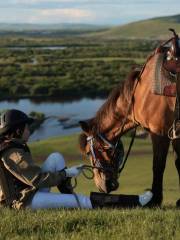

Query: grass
[1,133,180,240]
[91,19,180,40]
[1,208,180,240]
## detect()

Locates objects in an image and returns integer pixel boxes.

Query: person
[0,109,153,210]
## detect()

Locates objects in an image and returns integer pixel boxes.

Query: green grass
[1,208,180,240]
[90,18,180,40]
[1,134,180,240]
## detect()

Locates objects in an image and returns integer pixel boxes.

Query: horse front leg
[149,133,170,206]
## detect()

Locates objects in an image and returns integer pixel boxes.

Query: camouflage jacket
[0,138,66,209]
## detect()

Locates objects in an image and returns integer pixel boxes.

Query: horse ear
[79,121,90,133]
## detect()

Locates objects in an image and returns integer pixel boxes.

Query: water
[0,98,105,141]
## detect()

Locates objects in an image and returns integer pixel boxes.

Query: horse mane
[79,132,87,153]
[93,69,140,133]
[79,69,140,152]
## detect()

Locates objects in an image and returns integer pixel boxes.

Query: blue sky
[0,0,180,25]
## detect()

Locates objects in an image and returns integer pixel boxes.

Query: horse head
[79,120,125,193]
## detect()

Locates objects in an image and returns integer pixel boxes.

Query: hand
[65,164,84,178]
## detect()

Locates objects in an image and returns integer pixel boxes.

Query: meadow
[1,134,180,240]
[0,32,179,239]
[0,37,156,99]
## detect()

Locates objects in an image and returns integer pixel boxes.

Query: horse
[79,29,180,206]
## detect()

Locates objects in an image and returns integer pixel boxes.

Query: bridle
[86,134,116,174]
[86,127,137,178]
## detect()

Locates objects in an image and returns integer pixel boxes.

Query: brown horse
[79,30,180,206]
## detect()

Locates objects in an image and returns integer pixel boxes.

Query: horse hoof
[144,200,161,208]
[143,194,162,208]
[176,199,180,207]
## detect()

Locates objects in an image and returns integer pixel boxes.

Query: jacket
[0,138,67,209]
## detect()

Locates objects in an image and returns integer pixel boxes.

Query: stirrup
[168,119,180,140]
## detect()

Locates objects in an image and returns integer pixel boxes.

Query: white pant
[28,152,92,210]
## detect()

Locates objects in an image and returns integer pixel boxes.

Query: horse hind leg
[172,138,180,206]
[148,133,170,206]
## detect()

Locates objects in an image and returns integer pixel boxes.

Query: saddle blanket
[151,52,176,97]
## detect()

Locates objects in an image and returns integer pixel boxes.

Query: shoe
[139,191,153,206]
[57,177,73,194]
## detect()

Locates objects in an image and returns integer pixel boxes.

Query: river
[0,98,105,141]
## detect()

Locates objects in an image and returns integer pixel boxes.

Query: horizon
[0,13,179,28]
[0,0,180,25]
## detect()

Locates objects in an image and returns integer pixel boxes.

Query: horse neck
[94,90,136,141]
[103,115,136,141]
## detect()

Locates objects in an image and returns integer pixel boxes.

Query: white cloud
[0,0,180,25]
[11,0,81,3]
[41,8,91,18]
[27,8,94,23]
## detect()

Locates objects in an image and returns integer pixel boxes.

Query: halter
[86,127,137,177]
[86,135,115,173]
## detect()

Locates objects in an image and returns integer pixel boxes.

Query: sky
[0,0,180,25]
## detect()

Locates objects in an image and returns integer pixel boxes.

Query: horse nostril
[111,181,119,191]
[106,180,119,192]
[112,181,119,190]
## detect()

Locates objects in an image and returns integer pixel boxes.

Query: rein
[118,126,137,174]
[110,71,140,174]
[71,125,137,195]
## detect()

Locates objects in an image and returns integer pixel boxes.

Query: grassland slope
[89,14,180,40]
[1,134,180,240]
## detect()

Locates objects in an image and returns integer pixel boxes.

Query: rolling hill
[0,23,108,37]
[0,23,107,31]
[88,14,180,40]
[0,14,180,39]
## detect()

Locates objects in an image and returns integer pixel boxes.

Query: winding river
[0,98,105,141]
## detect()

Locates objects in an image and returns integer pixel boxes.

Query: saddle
[151,50,177,97]
[151,29,180,97]
[156,29,180,139]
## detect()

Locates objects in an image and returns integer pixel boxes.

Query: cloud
[27,8,94,23]
[41,8,91,18]
[0,0,180,24]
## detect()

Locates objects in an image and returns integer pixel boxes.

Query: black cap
[0,109,34,135]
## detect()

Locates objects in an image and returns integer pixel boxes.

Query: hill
[1,14,180,39]
[88,14,180,40]
[0,23,108,37]
[0,23,107,31]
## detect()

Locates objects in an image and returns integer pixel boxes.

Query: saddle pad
[151,53,176,97]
